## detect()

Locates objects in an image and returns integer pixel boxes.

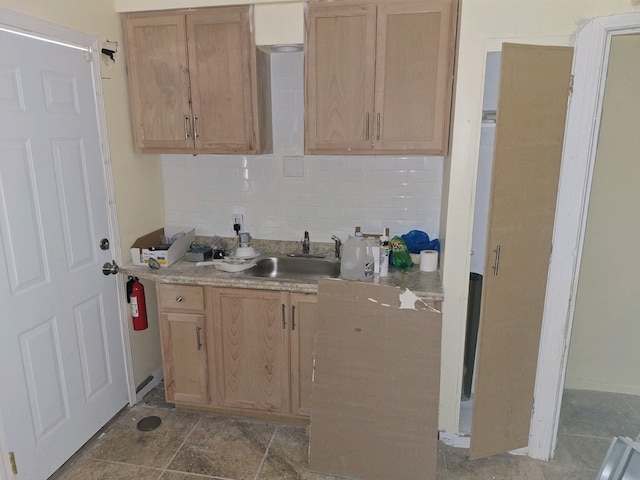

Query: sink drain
[137,416,161,431]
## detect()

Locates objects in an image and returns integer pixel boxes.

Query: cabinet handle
[491,244,501,276]
[196,326,203,350]
[376,113,381,141]
[365,113,370,141]
[184,115,190,139]
[193,115,199,139]
[281,304,286,329]
[291,305,296,331]
[175,295,183,303]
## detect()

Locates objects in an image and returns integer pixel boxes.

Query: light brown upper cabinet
[305,0,457,155]
[123,7,272,154]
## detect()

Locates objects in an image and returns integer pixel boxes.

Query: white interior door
[0,29,128,479]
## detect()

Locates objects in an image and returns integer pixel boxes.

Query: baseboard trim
[135,366,164,403]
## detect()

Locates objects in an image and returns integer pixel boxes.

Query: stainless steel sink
[241,255,340,281]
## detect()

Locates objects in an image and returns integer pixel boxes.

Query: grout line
[623,396,640,420]
[440,446,449,479]
[159,414,202,475]
[162,467,236,479]
[253,425,278,480]
[559,432,617,440]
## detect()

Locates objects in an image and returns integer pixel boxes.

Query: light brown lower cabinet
[157,284,209,405]
[156,284,318,420]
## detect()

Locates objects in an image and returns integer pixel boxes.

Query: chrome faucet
[302,231,310,254]
[331,235,342,259]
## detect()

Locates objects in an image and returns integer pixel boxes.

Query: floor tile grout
[253,424,278,480]
[623,396,640,422]
[160,413,203,476]
[49,388,640,480]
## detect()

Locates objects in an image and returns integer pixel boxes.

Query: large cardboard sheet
[309,279,442,480]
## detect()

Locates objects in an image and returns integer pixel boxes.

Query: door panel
[0,29,128,479]
[124,14,192,150]
[188,8,254,152]
[470,43,573,459]
[161,313,209,404]
[212,288,289,412]
[375,0,454,152]
[290,293,318,417]
[305,3,377,153]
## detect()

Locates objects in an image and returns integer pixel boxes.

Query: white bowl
[235,247,257,258]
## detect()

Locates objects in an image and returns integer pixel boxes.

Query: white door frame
[529,13,640,461]
[0,9,136,458]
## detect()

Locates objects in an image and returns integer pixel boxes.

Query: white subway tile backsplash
[161,51,444,243]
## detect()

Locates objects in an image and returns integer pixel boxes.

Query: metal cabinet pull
[365,113,370,140]
[376,113,381,141]
[291,305,296,331]
[175,295,183,303]
[196,326,203,350]
[281,304,286,329]
[491,245,501,276]
[184,115,190,139]
[193,115,199,139]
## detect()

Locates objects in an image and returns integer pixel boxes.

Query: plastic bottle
[340,233,375,280]
[390,236,412,272]
[379,235,390,277]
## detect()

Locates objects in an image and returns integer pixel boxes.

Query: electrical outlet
[232,214,244,232]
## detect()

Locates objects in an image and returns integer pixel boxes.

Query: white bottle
[379,235,390,277]
[340,233,375,280]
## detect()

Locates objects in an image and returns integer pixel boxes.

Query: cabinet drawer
[157,284,204,312]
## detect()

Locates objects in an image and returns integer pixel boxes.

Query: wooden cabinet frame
[123,7,272,154]
[305,0,457,155]
[157,284,209,405]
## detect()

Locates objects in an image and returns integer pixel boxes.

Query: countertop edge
[120,259,444,302]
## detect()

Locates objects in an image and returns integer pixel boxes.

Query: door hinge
[569,74,574,95]
[8,451,17,475]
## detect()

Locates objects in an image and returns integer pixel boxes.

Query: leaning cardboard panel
[310,279,442,480]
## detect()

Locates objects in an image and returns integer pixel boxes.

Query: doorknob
[102,260,119,276]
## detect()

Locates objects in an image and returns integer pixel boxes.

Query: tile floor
[50,386,640,480]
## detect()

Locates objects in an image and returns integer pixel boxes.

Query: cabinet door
[305,3,377,154]
[123,14,192,152]
[160,312,209,404]
[212,288,290,412]
[187,7,256,153]
[374,0,457,154]
[290,293,318,417]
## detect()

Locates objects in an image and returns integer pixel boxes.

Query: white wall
[564,34,640,395]
[162,52,444,243]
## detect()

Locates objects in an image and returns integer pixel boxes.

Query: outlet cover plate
[283,156,304,177]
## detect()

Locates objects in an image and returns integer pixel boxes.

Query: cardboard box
[130,227,194,267]
[310,279,442,480]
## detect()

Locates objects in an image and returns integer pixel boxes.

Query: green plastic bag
[390,236,412,272]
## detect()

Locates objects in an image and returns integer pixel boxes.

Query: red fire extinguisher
[127,276,148,331]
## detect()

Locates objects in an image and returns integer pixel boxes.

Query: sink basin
[241,256,340,281]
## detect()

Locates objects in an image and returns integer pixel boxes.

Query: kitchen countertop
[120,254,443,302]
[122,236,442,301]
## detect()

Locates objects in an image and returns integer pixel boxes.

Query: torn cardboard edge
[321,278,441,314]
